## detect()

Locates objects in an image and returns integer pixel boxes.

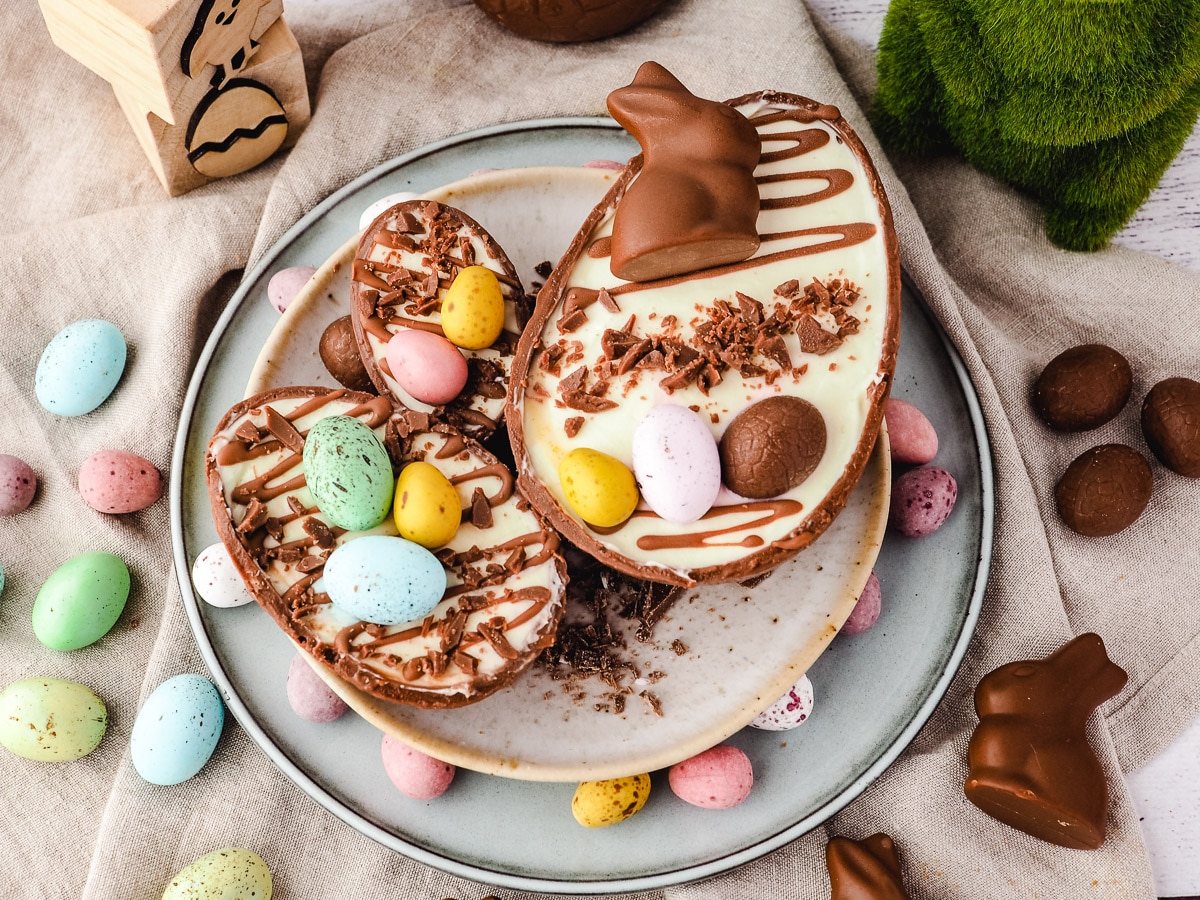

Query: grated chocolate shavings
[535,260,553,278]
[640,691,663,717]
[671,639,689,656]
[564,416,584,438]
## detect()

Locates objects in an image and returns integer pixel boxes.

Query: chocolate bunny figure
[965,633,1127,849]
[606,61,761,283]
[826,833,912,900]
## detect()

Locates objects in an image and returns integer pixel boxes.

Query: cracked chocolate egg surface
[508,91,900,585]
[206,386,565,707]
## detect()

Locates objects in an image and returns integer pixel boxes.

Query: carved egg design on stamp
[186,79,288,179]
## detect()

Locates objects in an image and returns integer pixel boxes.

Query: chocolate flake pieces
[471,487,494,529]
[564,416,585,438]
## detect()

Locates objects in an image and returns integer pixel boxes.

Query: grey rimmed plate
[171,118,992,894]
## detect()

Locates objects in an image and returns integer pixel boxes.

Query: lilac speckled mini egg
[267,266,317,314]
[889,466,958,537]
[287,654,348,723]
[842,571,882,635]
[0,454,37,516]
[750,673,814,731]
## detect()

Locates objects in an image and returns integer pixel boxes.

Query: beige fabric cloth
[1,0,1196,896]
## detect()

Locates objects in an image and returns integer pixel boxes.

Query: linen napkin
[1,0,1195,897]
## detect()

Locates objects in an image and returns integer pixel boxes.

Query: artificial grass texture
[873,0,1200,250]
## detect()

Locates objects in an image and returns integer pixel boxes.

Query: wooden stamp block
[114,15,309,195]
[38,0,283,124]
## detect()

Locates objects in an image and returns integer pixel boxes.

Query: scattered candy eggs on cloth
[302,415,394,531]
[0,454,37,515]
[385,329,469,405]
[32,551,130,651]
[572,773,651,827]
[191,543,254,609]
[668,744,754,809]
[381,734,455,799]
[130,674,224,785]
[842,571,882,635]
[631,405,721,523]
[751,673,814,731]
[78,449,161,514]
[161,848,272,900]
[559,447,639,528]
[359,191,420,230]
[35,319,127,416]
[287,654,348,723]
[393,461,461,549]
[322,534,446,625]
[440,265,505,350]
[266,265,316,314]
[884,398,938,465]
[889,465,958,537]
[0,677,106,761]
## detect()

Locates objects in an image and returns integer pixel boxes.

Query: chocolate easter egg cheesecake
[206,386,566,707]
[508,62,901,585]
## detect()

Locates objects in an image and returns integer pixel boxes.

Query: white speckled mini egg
[191,543,254,609]
[35,319,127,416]
[750,673,814,731]
[631,405,722,523]
[323,534,446,625]
[161,847,271,900]
[131,674,224,785]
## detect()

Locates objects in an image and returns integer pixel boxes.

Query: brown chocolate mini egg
[1032,344,1132,431]
[719,396,826,499]
[1055,444,1152,537]
[473,0,671,42]
[319,315,375,393]
[1141,377,1200,477]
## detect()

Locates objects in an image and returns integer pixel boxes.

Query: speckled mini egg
[668,744,754,809]
[393,461,461,549]
[286,654,348,723]
[267,265,316,314]
[889,466,958,537]
[381,734,456,799]
[35,319,127,416]
[78,449,162,514]
[631,405,721,523]
[750,673,814,731]
[385,329,469,405]
[32,551,130,651]
[559,447,639,528]
[884,398,938,465]
[322,534,446,625]
[572,773,651,827]
[191,543,255,609]
[161,848,272,900]
[130,674,224,785]
[841,571,882,635]
[440,265,505,350]
[0,454,37,515]
[0,677,106,761]
[302,415,394,531]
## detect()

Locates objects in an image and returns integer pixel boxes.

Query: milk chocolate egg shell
[507,81,900,585]
[1055,444,1152,537]
[1141,377,1200,477]
[186,79,288,179]
[719,396,826,499]
[350,200,523,440]
[205,386,566,708]
[1032,344,1131,432]
[474,0,671,42]
[319,316,375,392]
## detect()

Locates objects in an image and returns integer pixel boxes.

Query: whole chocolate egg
[1141,377,1200,477]
[1032,344,1132,432]
[319,315,375,393]
[719,396,826,499]
[473,0,672,43]
[1055,444,1152,537]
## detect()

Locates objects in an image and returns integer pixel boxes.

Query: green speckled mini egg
[572,773,651,827]
[301,415,394,531]
[161,848,272,900]
[32,551,130,651]
[0,677,107,761]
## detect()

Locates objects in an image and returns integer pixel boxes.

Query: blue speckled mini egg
[302,416,394,531]
[35,319,127,416]
[130,674,224,786]
[323,534,446,625]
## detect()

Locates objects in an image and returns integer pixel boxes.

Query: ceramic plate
[171,119,992,893]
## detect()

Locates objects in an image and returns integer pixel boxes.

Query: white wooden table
[802,2,1200,896]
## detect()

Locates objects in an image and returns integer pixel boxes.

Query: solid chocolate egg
[1141,377,1200,477]
[719,396,826,499]
[1032,344,1132,431]
[1055,444,1152,537]
[473,0,671,42]
[319,315,375,393]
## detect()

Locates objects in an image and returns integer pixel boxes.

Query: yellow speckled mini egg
[440,265,505,350]
[558,447,639,528]
[572,773,651,827]
[393,461,461,549]
[0,677,106,761]
[161,848,271,900]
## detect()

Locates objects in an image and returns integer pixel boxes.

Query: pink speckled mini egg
[668,744,754,809]
[381,734,455,800]
[267,266,317,314]
[0,454,37,516]
[884,398,938,465]
[287,654,348,723]
[385,329,469,406]
[842,571,881,635]
[750,673,814,731]
[78,449,162,514]
[889,466,958,537]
